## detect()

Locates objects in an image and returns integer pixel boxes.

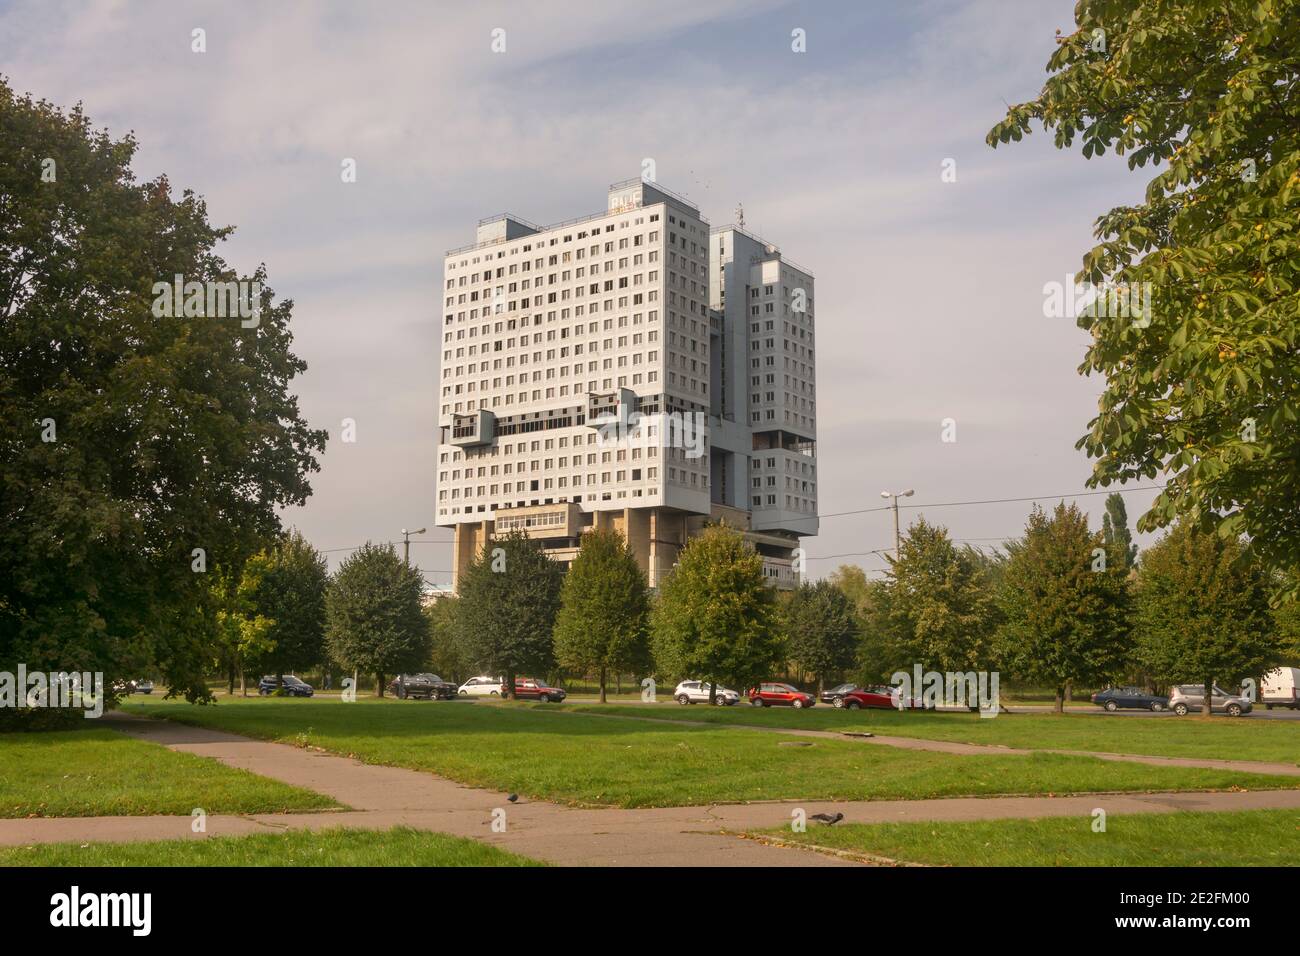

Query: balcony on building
[443,409,495,448]
[585,387,636,428]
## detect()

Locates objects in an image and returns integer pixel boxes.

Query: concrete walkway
[3,713,1299,867]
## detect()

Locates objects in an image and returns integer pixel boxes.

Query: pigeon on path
[809,812,844,825]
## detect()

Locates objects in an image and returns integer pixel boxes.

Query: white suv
[458,676,506,697]
[674,680,740,706]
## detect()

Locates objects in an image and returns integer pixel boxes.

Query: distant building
[437,178,817,590]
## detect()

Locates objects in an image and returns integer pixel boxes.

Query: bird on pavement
[507,793,518,803]
[809,812,844,825]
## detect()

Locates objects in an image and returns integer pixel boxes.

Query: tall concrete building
[437,178,817,590]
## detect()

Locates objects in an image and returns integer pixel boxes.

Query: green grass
[546,701,1300,764]
[123,696,1298,809]
[0,826,540,866]
[757,808,1300,866]
[0,729,342,818]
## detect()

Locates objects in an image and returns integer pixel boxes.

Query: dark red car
[512,677,567,703]
[748,682,816,708]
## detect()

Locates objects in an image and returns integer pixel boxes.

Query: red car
[749,682,816,708]
[512,677,567,703]
[833,685,899,710]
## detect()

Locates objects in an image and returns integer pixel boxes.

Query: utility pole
[400,527,425,567]
[879,489,914,555]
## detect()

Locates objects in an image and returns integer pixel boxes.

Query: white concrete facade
[437,180,816,590]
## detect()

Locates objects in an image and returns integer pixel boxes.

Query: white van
[1260,667,1300,710]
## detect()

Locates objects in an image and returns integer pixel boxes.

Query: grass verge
[0,825,540,866]
[754,808,1300,866]
[124,697,1298,809]
[0,728,341,817]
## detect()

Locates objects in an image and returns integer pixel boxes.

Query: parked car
[135,679,154,694]
[749,682,816,708]
[674,680,740,705]
[1168,684,1251,717]
[111,679,136,695]
[257,674,314,697]
[458,675,506,697]
[1090,686,1168,712]
[820,682,860,705]
[833,685,899,710]
[512,677,566,702]
[1260,667,1300,710]
[389,673,459,700]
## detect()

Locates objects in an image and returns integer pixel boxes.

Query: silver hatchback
[1168,684,1252,717]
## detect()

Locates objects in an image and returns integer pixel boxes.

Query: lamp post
[879,490,914,555]
[401,527,426,567]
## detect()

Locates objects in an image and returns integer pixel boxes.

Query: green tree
[995,503,1132,713]
[553,529,650,703]
[1101,493,1139,570]
[0,80,326,703]
[213,555,276,697]
[424,596,467,683]
[784,580,858,697]
[650,525,783,700]
[253,530,328,680]
[875,519,999,678]
[987,1,1300,579]
[454,531,563,698]
[325,543,429,697]
[1134,522,1279,713]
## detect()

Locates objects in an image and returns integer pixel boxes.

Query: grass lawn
[124,697,1298,809]
[0,729,342,818]
[546,701,1300,764]
[0,826,540,866]
[756,808,1300,866]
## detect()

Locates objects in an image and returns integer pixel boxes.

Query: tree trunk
[504,669,515,700]
[1054,685,1065,714]
[1064,679,1072,709]
[376,673,385,698]
[817,675,825,698]
[616,673,621,695]
[1203,678,1213,716]
[599,667,607,704]
[708,682,716,705]
[227,662,235,696]
[239,666,246,697]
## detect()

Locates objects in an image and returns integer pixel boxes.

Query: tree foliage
[784,580,858,695]
[324,543,429,696]
[995,503,1131,711]
[0,80,325,701]
[553,529,650,703]
[873,518,1000,676]
[987,1,1300,578]
[1134,521,1278,711]
[454,531,563,696]
[649,525,782,696]
[1101,492,1139,569]
[251,530,328,678]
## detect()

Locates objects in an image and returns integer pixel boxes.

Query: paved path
[522,706,1300,777]
[4,714,1300,867]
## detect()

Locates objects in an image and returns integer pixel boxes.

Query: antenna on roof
[735,203,745,229]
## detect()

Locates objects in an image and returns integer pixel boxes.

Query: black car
[258,674,314,697]
[389,673,459,700]
[820,682,860,705]
[1090,686,1168,712]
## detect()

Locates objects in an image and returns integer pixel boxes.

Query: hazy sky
[2,0,1163,587]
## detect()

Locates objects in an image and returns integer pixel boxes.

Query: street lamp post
[400,527,426,567]
[879,489,914,555]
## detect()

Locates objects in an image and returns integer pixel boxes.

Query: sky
[0,0,1163,587]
